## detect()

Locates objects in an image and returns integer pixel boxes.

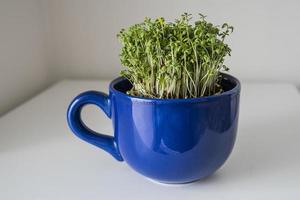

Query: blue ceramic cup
[67,73,240,184]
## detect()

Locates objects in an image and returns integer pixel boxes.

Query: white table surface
[0,80,300,200]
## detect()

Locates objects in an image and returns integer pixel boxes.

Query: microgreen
[117,13,233,99]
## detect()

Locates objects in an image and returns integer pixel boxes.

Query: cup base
[145,177,200,186]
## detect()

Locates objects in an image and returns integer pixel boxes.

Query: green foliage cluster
[117,13,233,98]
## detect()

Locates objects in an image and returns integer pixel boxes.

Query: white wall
[0,0,50,115]
[1,0,300,115]
[47,0,300,84]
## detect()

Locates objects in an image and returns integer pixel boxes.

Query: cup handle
[67,91,123,161]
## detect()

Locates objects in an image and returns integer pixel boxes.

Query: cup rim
[109,73,241,103]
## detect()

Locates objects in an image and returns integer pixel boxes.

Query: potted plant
[67,13,240,184]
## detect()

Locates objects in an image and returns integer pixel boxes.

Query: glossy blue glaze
[67,73,240,183]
